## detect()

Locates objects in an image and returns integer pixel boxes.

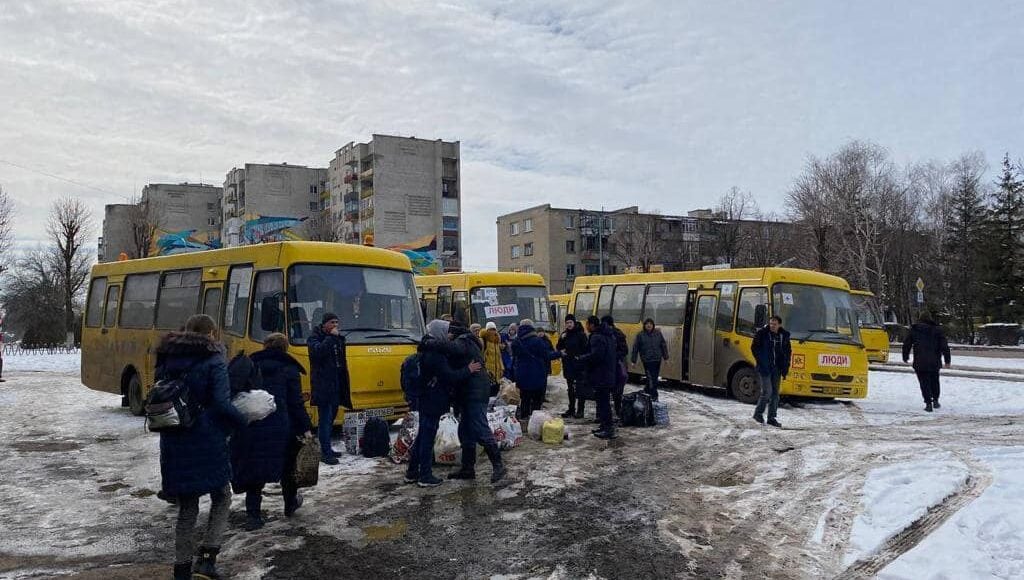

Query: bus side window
[574,292,595,317]
[203,288,222,322]
[611,285,644,323]
[437,286,452,319]
[104,286,120,328]
[644,284,687,326]
[452,291,470,326]
[224,265,254,336]
[424,298,438,321]
[121,273,160,329]
[736,287,769,336]
[251,270,284,341]
[85,277,107,328]
[156,270,202,329]
[596,286,613,318]
[715,282,737,331]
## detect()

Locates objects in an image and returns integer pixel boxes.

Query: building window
[443,236,459,253]
[566,240,575,254]
[510,222,520,236]
[523,265,536,274]
[524,218,533,232]
[511,245,521,259]
[309,185,317,195]
[585,264,600,276]
[207,202,216,211]
[566,264,576,277]
[564,215,575,229]
[443,216,459,231]
[309,202,319,211]
[207,217,217,226]
[524,242,534,257]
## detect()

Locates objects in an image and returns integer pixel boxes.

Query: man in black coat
[751,315,791,428]
[447,325,507,484]
[902,311,952,412]
[601,315,629,418]
[557,314,590,419]
[306,312,351,465]
[578,316,618,439]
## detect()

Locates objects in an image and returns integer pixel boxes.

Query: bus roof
[415,271,547,290]
[571,267,851,292]
[850,289,876,297]
[90,241,413,277]
[548,293,570,305]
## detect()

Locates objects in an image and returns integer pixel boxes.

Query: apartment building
[221,163,328,247]
[328,135,461,274]
[98,204,135,262]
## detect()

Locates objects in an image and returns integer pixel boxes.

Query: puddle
[12,440,84,452]
[99,482,131,493]
[130,488,156,498]
[362,519,408,542]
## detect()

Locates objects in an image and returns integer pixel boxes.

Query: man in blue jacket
[512,319,561,419]
[578,316,618,440]
[751,315,791,428]
[306,313,351,465]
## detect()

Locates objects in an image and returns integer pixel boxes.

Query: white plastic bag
[527,410,553,440]
[500,414,523,449]
[433,413,462,464]
[232,389,276,423]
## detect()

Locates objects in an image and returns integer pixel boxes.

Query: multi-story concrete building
[222,163,328,247]
[328,135,461,274]
[98,183,223,262]
[496,205,786,293]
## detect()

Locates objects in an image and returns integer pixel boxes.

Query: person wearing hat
[306,312,351,465]
[479,321,505,393]
[557,314,589,418]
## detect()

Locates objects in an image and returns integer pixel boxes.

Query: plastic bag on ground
[433,413,461,464]
[343,412,369,455]
[542,417,565,445]
[527,410,553,440]
[232,389,276,423]
[653,401,670,427]
[498,380,521,406]
[293,436,320,488]
[487,409,523,450]
[390,411,419,464]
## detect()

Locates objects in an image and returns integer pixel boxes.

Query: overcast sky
[2,0,1022,269]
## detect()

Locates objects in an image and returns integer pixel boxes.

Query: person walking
[306,313,350,466]
[156,314,248,580]
[512,319,561,419]
[601,316,629,418]
[557,314,589,418]
[480,321,505,394]
[631,318,669,401]
[447,326,507,484]
[231,333,314,531]
[902,311,951,412]
[406,320,481,487]
[751,315,791,428]
[577,316,618,440]
[500,322,518,381]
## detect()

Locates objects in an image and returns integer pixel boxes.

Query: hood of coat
[426,319,451,342]
[517,324,537,339]
[250,348,306,374]
[156,331,224,358]
[481,328,501,343]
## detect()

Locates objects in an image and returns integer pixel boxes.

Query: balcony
[360,187,374,199]
[359,168,374,180]
[343,173,357,184]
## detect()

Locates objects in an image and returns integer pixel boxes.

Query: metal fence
[1,344,81,356]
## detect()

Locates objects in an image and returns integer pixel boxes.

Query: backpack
[621,391,656,428]
[362,417,390,458]
[145,376,196,432]
[400,353,437,404]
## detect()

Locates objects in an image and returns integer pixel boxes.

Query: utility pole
[598,206,605,275]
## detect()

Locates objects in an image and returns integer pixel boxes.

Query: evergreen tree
[943,154,988,341]
[985,154,1024,321]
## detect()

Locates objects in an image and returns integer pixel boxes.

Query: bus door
[201,283,224,323]
[99,282,122,386]
[688,289,720,386]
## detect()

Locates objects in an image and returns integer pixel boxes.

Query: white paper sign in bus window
[485,304,519,318]
[818,353,851,368]
[782,293,794,305]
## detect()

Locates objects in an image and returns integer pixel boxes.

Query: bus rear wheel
[730,367,761,404]
[127,373,145,416]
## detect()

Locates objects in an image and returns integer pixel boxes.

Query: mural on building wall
[241,215,308,244]
[387,234,440,275]
[151,229,221,256]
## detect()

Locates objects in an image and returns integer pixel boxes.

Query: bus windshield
[772,283,861,344]
[288,264,424,345]
[851,294,884,329]
[469,286,553,331]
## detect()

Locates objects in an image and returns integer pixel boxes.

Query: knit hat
[565,314,576,322]
[322,312,339,325]
[486,321,498,331]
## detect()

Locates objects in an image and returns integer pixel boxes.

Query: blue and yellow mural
[388,234,440,275]
[240,215,308,244]
[152,229,221,256]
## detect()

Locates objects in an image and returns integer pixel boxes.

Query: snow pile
[2,351,81,374]
[879,447,1024,580]
[862,371,1024,423]
[844,457,968,565]
[888,352,1024,371]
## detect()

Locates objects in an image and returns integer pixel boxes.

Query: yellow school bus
[81,241,423,425]
[567,267,869,403]
[851,290,889,363]
[416,272,560,373]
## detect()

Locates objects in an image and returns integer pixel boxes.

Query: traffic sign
[915,277,925,292]
[917,290,924,304]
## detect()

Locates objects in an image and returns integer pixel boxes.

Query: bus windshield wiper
[341,327,393,335]
[364,334,419,343]
[798,329,849,344]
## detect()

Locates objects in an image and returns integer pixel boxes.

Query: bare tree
[0,246,65,345]
[0,185,13,277]
[46,196,94,334]
[709,187,756,264]
[126,194,161,259]
[609,213,667,272]
[304,210,345,242]
[740,212,796,267]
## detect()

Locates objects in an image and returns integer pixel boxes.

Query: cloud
[1,0,1022,272]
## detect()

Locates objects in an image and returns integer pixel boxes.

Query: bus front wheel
[730,367,761,404]
[127,373,145,416]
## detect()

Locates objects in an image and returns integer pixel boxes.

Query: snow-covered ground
[1,355,1023,578]
[888,351,1024,371]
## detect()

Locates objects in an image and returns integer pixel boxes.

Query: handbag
[293,436,321,488]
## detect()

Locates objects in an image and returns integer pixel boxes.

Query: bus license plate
[820,386,846,395]
[363,407,394,419]
[818,354,851,368]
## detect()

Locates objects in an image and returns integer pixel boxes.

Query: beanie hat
[565,313,576,322]
[486,321,498,331]
[322,312,339,325]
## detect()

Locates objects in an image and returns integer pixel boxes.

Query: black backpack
[400,353,437,405]
[621,391,656,428]
[228,352,262,395]
[145,375,196,432]
[362,417,390,458]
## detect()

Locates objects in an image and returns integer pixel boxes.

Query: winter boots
[933,400,941,409]
[485,446,506,484]
[925,401,934,412]
[284,493,304,517]
[192,546,222,580]
[172,562,191,580]
[244,492,264,531]
[447,468,476,480]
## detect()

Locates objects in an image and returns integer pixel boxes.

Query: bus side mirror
[754,304,767,328]
[261,297,283,332]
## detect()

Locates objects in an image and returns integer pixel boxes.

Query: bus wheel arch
[122,367,145,416]
[728,364,761,404]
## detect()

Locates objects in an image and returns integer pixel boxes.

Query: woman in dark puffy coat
[512,319,562,418]
[231,333,314,531]
[556,314,590,419]
[157,314,248,580]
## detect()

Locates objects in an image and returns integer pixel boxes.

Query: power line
[0,158,130,198]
